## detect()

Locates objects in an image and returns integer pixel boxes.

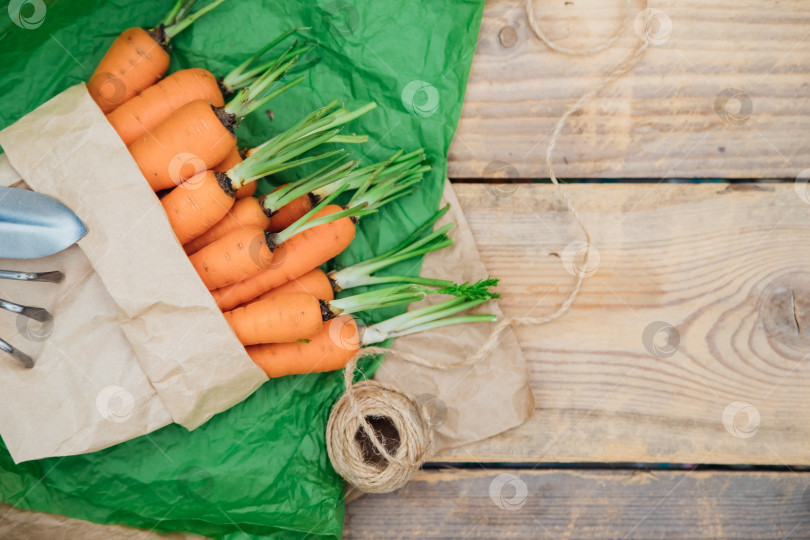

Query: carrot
[214,146,255,199]
[191,148,425,258]
[183,155,358,255]
[106,68,224,145]
[266,194,312,232]
[250,206,455,311]
[87,0,229,113]
[234,283,432,346]
[87,28,169,114]
[255,268,335,303]
[246,315,360,378]
[183,196,271,255]
[224,292,323,345]
[246,285,501,378]
[161,170,236,244]
[213,144,243,173]
[130,42,310,192]
[160,102,373,246]
[191,182,366,290]
[212,204,357,310]
[129,99,236,191]
[190,225,273,289]
[235,183,257,200]
[210,157,426,308]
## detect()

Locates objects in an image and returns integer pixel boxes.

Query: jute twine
[326,1,653,494]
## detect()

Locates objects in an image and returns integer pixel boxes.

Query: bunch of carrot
[89,1,501,380]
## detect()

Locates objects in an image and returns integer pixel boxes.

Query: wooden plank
[436,182,810,464]
[345,469,810,538]
[449,0,810,179]
[0,502,201,539]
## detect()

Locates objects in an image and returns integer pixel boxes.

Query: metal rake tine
[0,337,34,369]
[0,298,52,323]
[0,269,64,283]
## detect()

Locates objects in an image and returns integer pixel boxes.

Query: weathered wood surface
[449,0,810,179]
[0,502,201,540]
[435,182,810,464]
[345,469,810,538]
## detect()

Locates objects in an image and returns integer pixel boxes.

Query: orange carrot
[190,226,273,289]
[158,102,374,243]
[246,315,360,378]
[129,99,236,191]
[254,268,335,303]
[161,171,235,244]
[186,155,362,254]
[267,193,312,232]
[224,292,323,345]
[212,205,356,310]
[183,196,272,256]
[235,183,257,200]
[182,182,312,256]
[213,145,242,172]
[87,0,229,113]
[130,39,309,192]
[87,28,170,114]
[106,68,224,145]
[213,146,255,199]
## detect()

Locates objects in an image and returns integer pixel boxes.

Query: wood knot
[757,272,810,353]
[498,26,518,48]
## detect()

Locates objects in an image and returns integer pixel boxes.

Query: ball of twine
[326,348,434,493]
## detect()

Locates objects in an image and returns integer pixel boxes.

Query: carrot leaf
[163,0,229,40]
[361,295,498,344]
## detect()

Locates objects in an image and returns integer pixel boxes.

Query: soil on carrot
[327,275,341,295]
[148,25,169,49]
[214,172,236,197]
[263,231,279,252]
[320,300,334,321]
[213,106,238,132]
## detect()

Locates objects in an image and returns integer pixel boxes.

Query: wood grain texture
[345,469,810,538]
[436,182,810,464]
[0,502,202,540]
[449,0,810,179]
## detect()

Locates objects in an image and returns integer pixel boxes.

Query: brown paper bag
[0,85,267,463]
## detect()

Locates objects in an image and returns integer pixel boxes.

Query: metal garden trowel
[0,186,87,368]
[0,185,87,259]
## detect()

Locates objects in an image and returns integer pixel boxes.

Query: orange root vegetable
[87,27,170,114]
[213,145,242,172]
[138,40,310,192]
[129,99,236,191]
[106,68,224,145]
[235,183,257,199]
[213,146,255,199]
[183,196,272,255]
[254,268,335,303]
[212,205,356,311]
[267,193,312,232]
[161,171,235,244]
[190,226,273,289]
[246,315,360,377]
[224,292,323,345]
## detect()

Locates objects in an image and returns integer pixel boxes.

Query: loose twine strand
[326,1,652,493]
